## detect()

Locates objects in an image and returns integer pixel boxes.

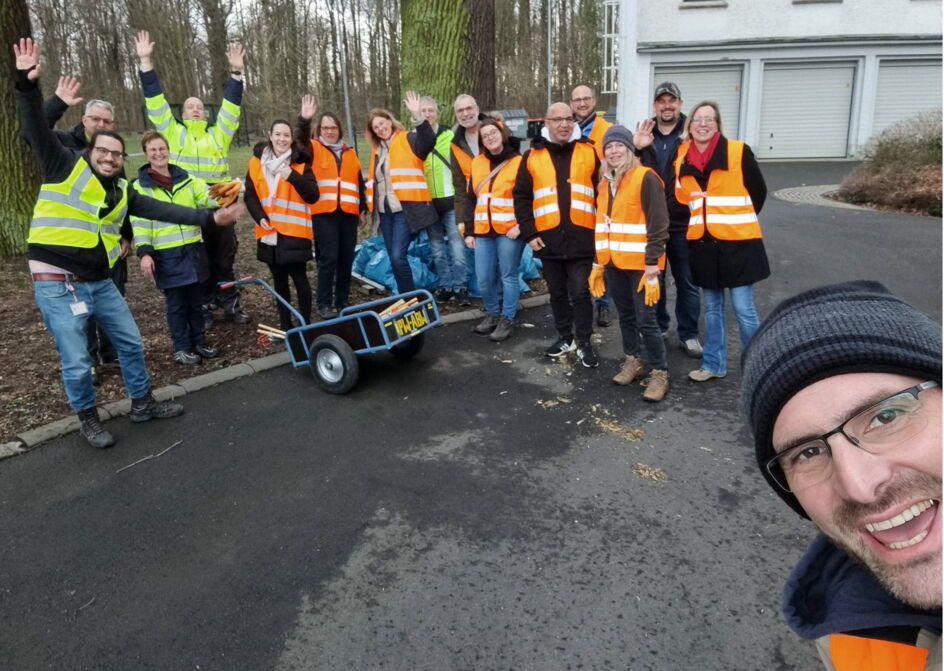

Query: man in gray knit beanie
[741,280,941,670]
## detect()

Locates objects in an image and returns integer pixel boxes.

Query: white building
[608,0,942,158]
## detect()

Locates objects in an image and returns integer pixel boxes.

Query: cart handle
[218,276,254,290]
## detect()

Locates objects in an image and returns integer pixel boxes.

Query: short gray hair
[420,95,437,107]
[84,99,114,116]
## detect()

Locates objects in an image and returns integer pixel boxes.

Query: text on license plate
[392,306,429,337]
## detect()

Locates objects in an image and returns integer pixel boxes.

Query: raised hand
[404,90,422,118]
[55,75,83,107]
[300,94,317,121]
[13,38,41,81]
[227,42,245,71]
[134,30,154,61]
[633,119,655,150]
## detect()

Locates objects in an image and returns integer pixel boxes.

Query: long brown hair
[365,108,405,148]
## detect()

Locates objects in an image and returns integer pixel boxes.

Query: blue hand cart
[220,278,441,394]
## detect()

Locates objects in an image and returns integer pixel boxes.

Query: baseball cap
[653,82,681,100]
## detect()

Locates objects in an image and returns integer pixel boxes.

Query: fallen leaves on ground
[632,462,667,481]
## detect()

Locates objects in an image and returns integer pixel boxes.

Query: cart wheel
[309,334,359,394]
[390,333,425,360]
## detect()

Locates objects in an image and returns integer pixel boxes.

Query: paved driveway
[0,161,939,670]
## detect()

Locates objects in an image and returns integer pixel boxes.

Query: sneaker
[224,309,251,323]
[576,342,599,368]
[595,304,611,327]
[90,365,101,387]
[472,314,501,335]
[681,338,703,358]
[77,407,115,449]
[433,288,454,303]
[642,369,670,402]
[489,317,514,342]
[545,338,576,358]
[174,350,201,365]
[130,393,185,423]
[612,355,644,385]
[688,368,726,382]
[318,306,339,320]
[455,288,471,306]
[194,344,219,358]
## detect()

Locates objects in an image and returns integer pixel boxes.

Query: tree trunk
[0,0,41,256]
[466,0,495,110]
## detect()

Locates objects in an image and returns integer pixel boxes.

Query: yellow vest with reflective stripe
[595,166,665,271]
[526,143,596,232]
[423,129,455,199]
[29,159,128,268]
[130,173,209,252]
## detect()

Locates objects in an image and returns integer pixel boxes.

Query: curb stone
[4,294,550,458]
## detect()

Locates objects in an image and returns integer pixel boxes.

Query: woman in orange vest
[365,91,437,293]
[244,118,319,330]
[297,96,365,319]
[673,101,768,383]
[593,125,671,402]
[462,117,524,342]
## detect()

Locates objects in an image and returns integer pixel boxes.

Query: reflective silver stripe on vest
[533,204,559,217]
[32,217,108,235]
[706,195,753,207]
[261,196,313,214]
[390,168,425,177]
[533,186,556,199]
[151,227,202,246]
[37,168,99,216]
[392,182,428,191]
[317,179,339,188]
[269,212,313,228]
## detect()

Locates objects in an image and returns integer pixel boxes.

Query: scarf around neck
[686,132,721,173]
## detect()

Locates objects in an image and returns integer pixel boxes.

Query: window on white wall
[602,0,619,94]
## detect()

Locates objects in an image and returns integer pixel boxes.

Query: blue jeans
[34,279,151,412]
[379,211,415,293]
[701,284,761,375]
[474,235,526,320]
[426,209,468,291]
[656,232,701,340]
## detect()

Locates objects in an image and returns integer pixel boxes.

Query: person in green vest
[14,38,243,449]
[418,96,470,306]
[134,29,250,327]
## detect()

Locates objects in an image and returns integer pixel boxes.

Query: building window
[602,0,619,94]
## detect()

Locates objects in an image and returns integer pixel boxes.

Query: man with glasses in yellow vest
[742,281,941,671]
[134,30,249,327]
[14,38,243,450]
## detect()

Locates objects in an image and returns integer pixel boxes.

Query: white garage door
[652,65,743,138]
[757,62,855,159]
[873,60,943,137]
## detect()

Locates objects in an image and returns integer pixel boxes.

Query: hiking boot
[77,407,115,449]
[545,338,576,358]
[433,288,454,303]
[489,317,514,342]
[90,365,101,387]
[642,369,670,403]
[224,308,251,323]
[688,368,726,382]
[681,338,703,358]
[595,304,611,327]
[130,393,184,423]
[455,288,471,306]
[174,350,201,365]
[577,342,599,368]
[194,344,219,359]
[612,355,644,386]
[472,314,501,335]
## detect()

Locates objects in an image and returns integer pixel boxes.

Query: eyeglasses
[570,96,593,105]
[91,146,127,160]
[766,380,939,492]
[456,105,477,115]
[546,116,575,125]
[691,116,717,125]
[481,130,502,140]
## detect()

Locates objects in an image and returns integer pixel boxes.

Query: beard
[830,472,941,609]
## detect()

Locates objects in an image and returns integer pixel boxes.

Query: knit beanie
[601,125,635,152]
[740,280,942,518]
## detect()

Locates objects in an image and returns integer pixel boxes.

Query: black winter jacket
[638,113,689,233]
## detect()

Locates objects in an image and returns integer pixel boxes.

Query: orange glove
[588,264,606,298]
[636,274,660,307]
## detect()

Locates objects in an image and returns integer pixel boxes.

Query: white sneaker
[688,368,726,382]
[681,338,703,358]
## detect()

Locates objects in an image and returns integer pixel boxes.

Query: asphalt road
[1,162,940,671]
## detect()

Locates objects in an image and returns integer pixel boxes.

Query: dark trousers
[656,231,701,340]
[542,257,593,344]
[268,261,312,330]
[379,211,415,293]
[164,282,207,352]
[607,267,667,371]
[204,223,240,313]
[86,257,127,364]
[314,211,358,309]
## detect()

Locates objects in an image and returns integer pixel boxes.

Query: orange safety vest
[310,141,361,216]
[828,633,930,671]
[526,142,596,232]
[674,139,762,242]
[452,143,474,188]
[247,157,313,241]
[471,154,523,236]
[595,166,665,271]
[365,130,431,212]
[586,116,613,161]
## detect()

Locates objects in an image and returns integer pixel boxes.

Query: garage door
[757,62,855,159]
[873,60,943,137]
[652,65,743,137]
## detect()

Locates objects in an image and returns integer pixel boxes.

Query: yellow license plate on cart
[386,304,430,339]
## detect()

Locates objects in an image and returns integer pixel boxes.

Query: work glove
[588,264,606,298]
[637,274,660,307]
